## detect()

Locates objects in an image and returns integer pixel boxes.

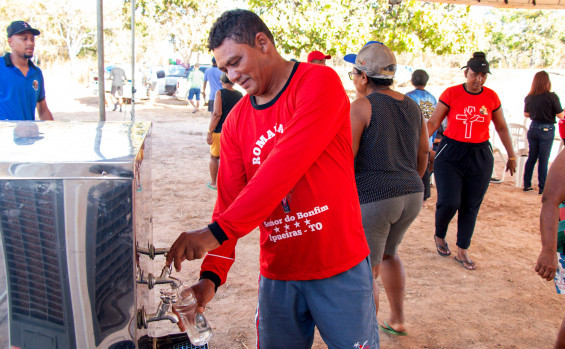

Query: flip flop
[380,321,407,336]
[207,182,217,190]
[455,257,476,270]
[434,237,451,257]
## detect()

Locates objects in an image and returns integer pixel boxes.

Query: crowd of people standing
[2,11,564,349]
[165,9,564,349]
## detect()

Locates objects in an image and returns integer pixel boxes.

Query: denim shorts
[188,88,201,100]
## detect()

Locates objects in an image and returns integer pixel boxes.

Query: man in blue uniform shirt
[0,20,53,120]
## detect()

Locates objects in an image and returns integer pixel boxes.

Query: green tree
[131,0,220,62]
[487,10,564,68]
[248,0,482,57]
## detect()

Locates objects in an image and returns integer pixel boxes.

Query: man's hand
[166,227,220,272]
[192,278,217,313]
[535,249,558,281]
[202,91,206,100]
[172,279,216,332]
[506,158,517,176]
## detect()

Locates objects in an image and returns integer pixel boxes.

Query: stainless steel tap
[137,265,182,289]
[137,289,179,329]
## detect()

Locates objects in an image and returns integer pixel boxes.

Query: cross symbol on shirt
[455,106,485,139]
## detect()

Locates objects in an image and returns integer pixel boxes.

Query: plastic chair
[508,123,529,188]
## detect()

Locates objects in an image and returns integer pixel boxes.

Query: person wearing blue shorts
[166,9,378,349]
[187,63,204,113]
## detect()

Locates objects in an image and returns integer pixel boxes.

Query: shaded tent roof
[423,0,564,9]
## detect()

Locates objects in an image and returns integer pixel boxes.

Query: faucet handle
[160,289,177,304]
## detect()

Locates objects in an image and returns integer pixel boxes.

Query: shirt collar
[3,53,37,69]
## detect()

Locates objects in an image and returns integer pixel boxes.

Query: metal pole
[97,0,106,121]
[130,0,136,121]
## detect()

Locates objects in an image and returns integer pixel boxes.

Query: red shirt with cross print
[439,84,501,143]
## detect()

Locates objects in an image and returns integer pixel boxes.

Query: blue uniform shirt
[0,53,46,120]
[203,66,222,101]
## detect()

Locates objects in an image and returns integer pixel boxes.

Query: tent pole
[96,0,106,121]
[130,0,136,121]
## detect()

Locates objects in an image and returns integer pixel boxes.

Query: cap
[344,41,396,79]
[7,21,40,38]
[461,52,490,74]
[307,50,331,62]
[343,40,380,63]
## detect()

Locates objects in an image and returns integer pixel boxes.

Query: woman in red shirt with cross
[427,52,516,270]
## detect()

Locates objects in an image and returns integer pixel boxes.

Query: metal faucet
[137,265,182,289]
[137,243,169,260]
[137,290,179,329]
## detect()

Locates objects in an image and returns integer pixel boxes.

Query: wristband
[508,157,517,161]
[207,130,212,134]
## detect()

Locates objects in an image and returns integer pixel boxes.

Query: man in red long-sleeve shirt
[166,10,378,348]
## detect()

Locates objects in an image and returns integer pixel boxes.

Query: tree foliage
[486,10,564,68]
[1,0,563,69]
[248,0,483,57]
[131,0,220,62]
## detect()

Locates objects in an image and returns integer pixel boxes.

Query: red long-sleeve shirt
[200,63,369,285]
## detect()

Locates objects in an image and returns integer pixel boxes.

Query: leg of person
[307,257,379,349]
[208,155,219,189]
[455,142,494,270]
[433,139,464,253]
[536,124,555,194]
[111,86,119,111]
[194,88,201,113]
[524,126,540,190]
[256,276,315,348]
[208,133,221,189]
[555,317,565,349]
[360,199,395,317]
[380,192,423,334]
[422,165,431,205]
[208,99,214,114]
[188,89,197,110]
[117,86,124,112]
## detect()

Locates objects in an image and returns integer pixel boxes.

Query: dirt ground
[46,67,565,349]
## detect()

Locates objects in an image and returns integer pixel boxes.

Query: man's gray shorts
[111,85,123,97]
[256,257,379,348]
[361,192,423,267]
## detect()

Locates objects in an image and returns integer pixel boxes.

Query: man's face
[8,31,36,59]
[214,38,266,96]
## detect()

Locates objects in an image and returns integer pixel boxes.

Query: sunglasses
[348,71,362,80]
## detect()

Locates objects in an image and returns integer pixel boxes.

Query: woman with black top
[523,71,564,194]
[347,42,429,335]
[427,52,516,270]
[207,73,243,190]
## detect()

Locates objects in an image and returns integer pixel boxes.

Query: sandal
[380,321,407,336]
[455,257,476,270]
[206,181,217,190]
[434,236,451,257]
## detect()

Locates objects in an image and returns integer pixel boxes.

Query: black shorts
[207,100,214,112]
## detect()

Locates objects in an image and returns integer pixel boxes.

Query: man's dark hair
[411,69,429,87]
[208,9,274,51]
